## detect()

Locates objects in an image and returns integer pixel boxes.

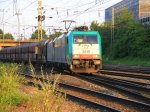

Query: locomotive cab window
[86,35,98,44]
[74,35,84,44]
[74,35,98,44]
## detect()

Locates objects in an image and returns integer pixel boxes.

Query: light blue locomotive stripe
[72,31,98,35]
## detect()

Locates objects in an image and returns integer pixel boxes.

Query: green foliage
[90,21,111,54]
[0,29,3,40]
[113,9,150,58]
[0,63,27,112]
[116,8,134,25]
[90,9,150,60]
[4,33,14,40]
[103,55,150,66]
[22,64,65,112]
[0,29,3,34]
[90,21,100,30]
[0,63,66,112]
[49,32,63,39]
[31,29,48,40]
[0,29,14,40]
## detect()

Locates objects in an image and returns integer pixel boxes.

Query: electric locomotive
[47,26,102,73]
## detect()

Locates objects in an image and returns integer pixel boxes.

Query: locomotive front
[70,31,102,73]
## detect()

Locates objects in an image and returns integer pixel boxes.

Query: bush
[28,65,65,112]
[19,64,65,112]
[0,63,27,111]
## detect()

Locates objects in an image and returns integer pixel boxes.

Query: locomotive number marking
[82,50,90,54]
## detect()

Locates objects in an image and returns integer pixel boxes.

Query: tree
[30,29,48,40]
[0,29,14,40]
[0,29,3,34]
[112,9,150,58]
[90,21,100,30]
[4,33,14,40]
[90,21,111,54]
[49,32,62,39]
[90,9,150,59]
[112,9,136,57]
[0,29,3,39]
[116,9,134,25]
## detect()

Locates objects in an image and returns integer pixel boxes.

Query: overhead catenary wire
[1,0,38,34]
[2,0,105,26]
[72,0,111,19]
[21,0,37,11]
[51,0,111,29]
[0,0,12,4]
[34,2,108,32]
[1,0,117,38]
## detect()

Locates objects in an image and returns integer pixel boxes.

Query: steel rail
[59,82,150,111]
[98,77,149,86]
[24,74,150,111]
[76,74,150,104]
[91,73,150,92]
[103,64,150,74]
[100,70,150,80]
[59,91,121,112]
[24,76,120,112]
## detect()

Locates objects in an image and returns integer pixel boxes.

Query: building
[140,14,150,25]
[105,0,150,22]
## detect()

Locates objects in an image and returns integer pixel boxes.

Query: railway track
[100,70,150,80]
[92,73,150,93]
[24,74,150,112]
[19,64,150,111]
[24,75,120,112]
[75,74,150,104]
[103,64,150,74]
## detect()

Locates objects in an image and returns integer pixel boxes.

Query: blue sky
[0,0,122,39]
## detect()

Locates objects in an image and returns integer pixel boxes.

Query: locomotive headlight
[73,60,80,65]
[73,54,79,58]
[93,55,99,58]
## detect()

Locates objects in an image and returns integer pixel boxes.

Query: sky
[0,0,122,39]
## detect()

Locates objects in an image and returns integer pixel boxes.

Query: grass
[12,63,66,112]
[0,62,92,112]
[0,62,66,112]
[103,56,150,67]
[26,79,65,112]
[26,64,65,112]
[0,63,27,112]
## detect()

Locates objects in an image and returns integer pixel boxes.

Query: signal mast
[38,0,43,41]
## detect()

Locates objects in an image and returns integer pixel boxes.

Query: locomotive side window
[74,35,98,44]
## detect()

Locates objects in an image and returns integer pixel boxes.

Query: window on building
[148,17,150,22]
